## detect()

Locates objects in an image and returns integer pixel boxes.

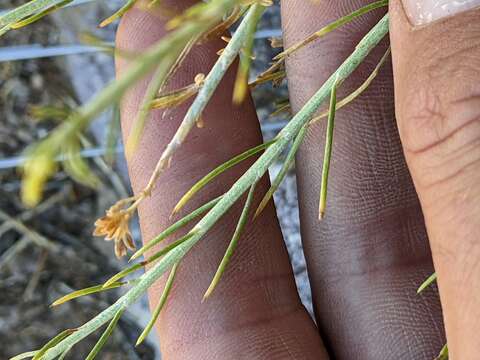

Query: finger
[281,1,445,359]
[390,1,480,358]
[115,3,327,359]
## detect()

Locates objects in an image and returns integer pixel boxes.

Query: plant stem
[42,15,389,359]
[131,195,223,261]
[142,4,266,194]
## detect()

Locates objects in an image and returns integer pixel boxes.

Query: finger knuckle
[398,47,480,192]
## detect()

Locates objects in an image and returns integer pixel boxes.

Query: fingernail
[402,0,480,26]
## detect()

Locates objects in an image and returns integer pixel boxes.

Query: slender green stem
[318,77,340,220]
[136,263,179,346]
[143,4,266,194]
[254,125,307,218]
[203,183,256,300]
[42,15,389,359]
[131,196,223,261]
[21,0,238,206]
[103,232,195,288]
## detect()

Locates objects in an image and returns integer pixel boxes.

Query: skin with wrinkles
[116,2,326,359]
[281,1,444,359]
[116,0,480,359]
[390,2,480,358]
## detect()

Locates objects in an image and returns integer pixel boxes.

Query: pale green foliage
[4,1,445,359]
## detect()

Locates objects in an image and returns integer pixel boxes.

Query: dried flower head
[94,202,136,258]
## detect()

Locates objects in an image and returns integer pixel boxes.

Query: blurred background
[0,1,312,358]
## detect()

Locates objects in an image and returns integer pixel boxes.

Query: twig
[0,209,58,252]
[0,235,30,272]
[140,4,266,197]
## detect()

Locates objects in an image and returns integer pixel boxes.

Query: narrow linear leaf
[150,81,201,110]
[0,0,65,29]
[417,272,437,294]
[435,344,448,360]
[102,262,143,289]
[249,69,286,89]
[233,4,265,103]
[172,139,275,215]
[32,329,76,360]
[255,125,308,218]
[131,196,223,261]
[85,309,124,360]
[270,100,291,118]
[10,0,72,29]
[51,282,126,307]
[57,347,71,360]
[203,183,256,300]
[274,0,388,60]
[310,47,391,125]
[258,0,387,81]
[9,351,37,360]
[103,264,143,289]
[318,77,340,220]
[136,262,179,346]
[99,0,136,27]
[104,232,195,288]
[203,5,244,41]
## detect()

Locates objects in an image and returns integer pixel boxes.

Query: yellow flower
[94,204,136,259]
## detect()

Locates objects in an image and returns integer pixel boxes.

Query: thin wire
[0,44,109,61]
[0,27,282,62]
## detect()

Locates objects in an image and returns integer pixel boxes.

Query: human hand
[116,1,480,359]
